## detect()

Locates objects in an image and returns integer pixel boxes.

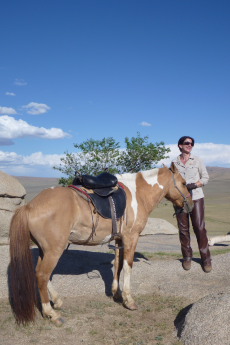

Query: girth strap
[108,196,122,240]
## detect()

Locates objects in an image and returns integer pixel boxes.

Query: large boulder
[177,292,230,345]
[0,171,26,243]
[141,217,178,235]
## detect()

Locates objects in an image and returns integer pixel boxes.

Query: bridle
[170,169,193,214]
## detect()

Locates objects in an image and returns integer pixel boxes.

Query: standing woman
[172,136,212,273]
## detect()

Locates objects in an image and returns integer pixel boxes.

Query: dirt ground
[0,292,187,345]
[1,234,230,345]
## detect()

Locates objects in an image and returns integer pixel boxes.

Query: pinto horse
[9,163,193,325]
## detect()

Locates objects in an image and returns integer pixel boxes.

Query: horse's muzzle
[183,198,194,214]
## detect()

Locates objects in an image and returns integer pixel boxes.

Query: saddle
[69,172,126,240]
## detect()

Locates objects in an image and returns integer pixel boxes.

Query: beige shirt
[172,154,209,200]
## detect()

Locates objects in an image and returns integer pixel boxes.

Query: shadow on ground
[30,248,148,297]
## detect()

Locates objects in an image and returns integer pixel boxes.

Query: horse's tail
[9,205,37,324]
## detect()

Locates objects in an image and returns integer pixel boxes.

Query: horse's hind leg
[112,238,124,302]
[36,250,64,325]
[47,280,63,309]
[36,256,63,310]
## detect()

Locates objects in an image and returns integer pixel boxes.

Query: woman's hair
[178,136,195,151]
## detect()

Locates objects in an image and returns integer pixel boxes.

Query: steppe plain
[0,167,230,345]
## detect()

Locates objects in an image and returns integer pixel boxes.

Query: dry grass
[0,293,187,345]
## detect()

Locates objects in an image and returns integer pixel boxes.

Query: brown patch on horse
[136,171,164,219]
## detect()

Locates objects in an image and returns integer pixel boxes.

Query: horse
[9,162,193,325]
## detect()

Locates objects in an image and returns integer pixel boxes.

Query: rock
[0,171,26,243]
[178,292,230,345]
[141,217,178,235]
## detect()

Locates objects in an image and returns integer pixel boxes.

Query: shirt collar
[177,153,195,165]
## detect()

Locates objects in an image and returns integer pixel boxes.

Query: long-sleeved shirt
[172,154,209,200]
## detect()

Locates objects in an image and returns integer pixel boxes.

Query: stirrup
[111,233,122,241]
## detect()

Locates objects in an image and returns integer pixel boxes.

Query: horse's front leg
[122,232,139,310]
[112,238,124,302]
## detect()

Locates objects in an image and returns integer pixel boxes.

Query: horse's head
[165,162,194,213]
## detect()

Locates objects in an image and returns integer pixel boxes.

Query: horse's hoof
[113,294,123,303]
[113,290,123,303]
[53,317,65,327]
[123,302,138,310]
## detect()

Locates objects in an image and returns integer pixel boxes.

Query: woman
[172,136,212,273]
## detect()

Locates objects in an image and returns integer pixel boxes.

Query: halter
[170,169,193,214]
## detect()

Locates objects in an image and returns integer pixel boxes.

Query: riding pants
[176,198,211,265]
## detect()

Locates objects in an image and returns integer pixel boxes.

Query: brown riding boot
[182,257,192,271]
[191,198,212,273]
[176,211,193,271]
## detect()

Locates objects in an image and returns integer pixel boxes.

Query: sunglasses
[183,141,194,146]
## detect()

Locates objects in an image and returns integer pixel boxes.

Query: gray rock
[141,217,178,235]
[178,292,230,345]
[0,171,26,242]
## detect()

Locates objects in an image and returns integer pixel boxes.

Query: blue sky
[0,0,230,177]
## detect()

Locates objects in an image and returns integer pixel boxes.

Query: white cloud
[0,151,62,168]
[159,143,230,168]
[0,115,70,143]
[22,102,51,115]
[5,92,16,96]
[140,121,152,127]
[0,151,63,177]
[0,106,17,115]
[14,78,27,86]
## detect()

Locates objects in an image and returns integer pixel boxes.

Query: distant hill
[207,167,230,181]
[16,176,59,201]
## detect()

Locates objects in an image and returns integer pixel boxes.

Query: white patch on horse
[141,169,164,189]
[42,302,60,320]
[123,259,132,292]
[117,172,138,220]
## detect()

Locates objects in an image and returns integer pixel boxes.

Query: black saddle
[71,172,126,218]
[69,172,126,240]
[73,172,118,197]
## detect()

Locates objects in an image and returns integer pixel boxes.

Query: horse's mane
[116,167,160,187]
[116,171,137,183]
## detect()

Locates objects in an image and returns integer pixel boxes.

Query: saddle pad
[69,185,126,219]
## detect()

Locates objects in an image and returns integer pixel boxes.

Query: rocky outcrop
[141,217,178,235]
[0,171,26,243]
[177,292,230,345]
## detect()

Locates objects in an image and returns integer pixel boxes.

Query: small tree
[54,133,170,185]
[54,137,121,185]
[118,132,170,173]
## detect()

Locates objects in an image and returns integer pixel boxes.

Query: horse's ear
[170,162,177,173]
